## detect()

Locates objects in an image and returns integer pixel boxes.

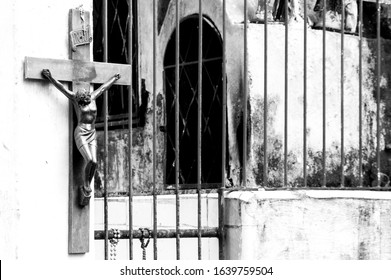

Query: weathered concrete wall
[225,191,391,259]
[247,24,391,187]
[131,0,391,190]
[95,128,161,195]
[129,0,268,190]
[100,0,258,193]
[0,0,94,259]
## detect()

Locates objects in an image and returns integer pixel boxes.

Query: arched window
[164,16,223,187]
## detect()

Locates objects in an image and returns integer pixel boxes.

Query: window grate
[94,0,390,260]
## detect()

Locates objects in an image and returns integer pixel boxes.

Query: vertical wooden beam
[68,8,91,254]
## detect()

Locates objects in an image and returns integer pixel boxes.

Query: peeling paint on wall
[247,24,391,188]
[96,0,391,193]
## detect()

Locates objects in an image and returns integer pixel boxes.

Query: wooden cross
[24,8,132,254]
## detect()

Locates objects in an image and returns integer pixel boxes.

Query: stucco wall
[225,190,391,259]
[247,24,391,187]
[0,0,94,259]
[91,0,391,195]
[100,0,252,194]
[133,0,261,190]
[136,0,391,189]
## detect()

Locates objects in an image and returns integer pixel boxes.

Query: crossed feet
[79,185,92,206]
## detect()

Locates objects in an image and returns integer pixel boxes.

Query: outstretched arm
[91,73,121,100]
[42,69,75,100]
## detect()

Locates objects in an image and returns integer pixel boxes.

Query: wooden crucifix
[24,8,132,254]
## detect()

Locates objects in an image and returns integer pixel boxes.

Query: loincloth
[74,124,96,149]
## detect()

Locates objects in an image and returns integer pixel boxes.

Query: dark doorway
[163,16,223,186]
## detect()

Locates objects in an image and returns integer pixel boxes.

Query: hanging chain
[139,228,151,260]
[109,228,120,260]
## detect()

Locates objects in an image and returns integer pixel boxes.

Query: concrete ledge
[224,190,391,260]
[225,190,391,201]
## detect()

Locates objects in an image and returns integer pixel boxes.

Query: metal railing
[95,0,391,260]
[95,0,227,260]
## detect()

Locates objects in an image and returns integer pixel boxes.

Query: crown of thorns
[75,89,91,105]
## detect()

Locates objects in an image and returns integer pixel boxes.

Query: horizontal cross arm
[24,56,132,86]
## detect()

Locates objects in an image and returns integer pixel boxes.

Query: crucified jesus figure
[42,69,121,206]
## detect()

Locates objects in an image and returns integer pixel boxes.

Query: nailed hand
[42,69,52,79]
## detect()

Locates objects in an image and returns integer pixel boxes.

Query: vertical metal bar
[102,0,109,261]
[263,0,268,186]
[341,0,345,187]
[243,0,248,187]
[175,0,181,260]
[128,0,134,260]
[303,0,308,187]
[322,0,326,188]
[284,0,289,187]
[359,0,363,187]
[219,0,227,260]
[136,3,141,113]
[152,0,158,260]
[376,0,381,186]
[197,0,203,260]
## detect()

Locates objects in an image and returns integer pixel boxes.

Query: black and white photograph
[1,0,391,278]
